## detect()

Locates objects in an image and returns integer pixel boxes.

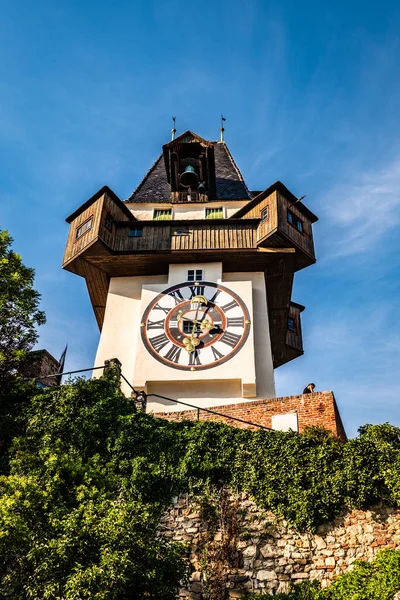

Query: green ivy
[243,548,400,599]
[1,375,400,598]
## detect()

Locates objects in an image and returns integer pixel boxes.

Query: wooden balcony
[62,186,308,367]
[234,184,318,271]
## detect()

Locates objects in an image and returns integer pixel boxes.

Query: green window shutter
[154,209,172,221]
[205,207,223,219]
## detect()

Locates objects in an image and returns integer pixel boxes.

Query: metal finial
[171,116,176,141]
[219,114,226,143]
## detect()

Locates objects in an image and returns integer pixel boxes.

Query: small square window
[205,207,224,219]
[287,210,303,233]
[75,217,92,240]
[288,317,296,332]
[105,213,113,231]
[261,206,269,222]
[154,209,172,221]
[187,269,204,282]
[183,321,202,334]
[129,228,143,238]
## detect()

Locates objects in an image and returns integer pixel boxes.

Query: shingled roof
[126,132,252,203]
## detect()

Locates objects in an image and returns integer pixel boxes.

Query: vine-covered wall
[160,491,400,598]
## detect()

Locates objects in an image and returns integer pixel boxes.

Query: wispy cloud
[320,157,400,258]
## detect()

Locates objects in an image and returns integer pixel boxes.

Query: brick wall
[19,349,60,387]
[153,391,346,441]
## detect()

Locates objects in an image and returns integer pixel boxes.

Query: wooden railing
[170,191,208,203]
[112,221,259,253]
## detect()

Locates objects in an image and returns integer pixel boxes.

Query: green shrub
[1,374,400,598]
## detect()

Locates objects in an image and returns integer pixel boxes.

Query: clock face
[140,281,251,371]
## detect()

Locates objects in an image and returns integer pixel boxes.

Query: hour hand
[177,311,192,324]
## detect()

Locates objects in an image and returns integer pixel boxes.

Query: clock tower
[62,130,318,414]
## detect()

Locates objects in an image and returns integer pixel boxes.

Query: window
[205,207,224,219]
[261,206,269,222]
[75,217,92,240]
[287,210,303,233]
[154,209,172,221]
[187,269,204,282]
[183,321,202,334]
[129,228,143,238]
[288,317,296,332]
[104,212,113,231]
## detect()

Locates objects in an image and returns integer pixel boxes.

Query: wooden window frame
[260,206,269,223]
[104,212,113,232]
[287,316,297,333]
[128,227,143,238]
[205,206,224,219]
[153,208,173,221]
[75,216,93,242]
[187,269,204,282]
[287,210,304,234]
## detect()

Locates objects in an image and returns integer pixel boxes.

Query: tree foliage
[0,375,187,599]
[0,228,45,382]
[1,373,400,597]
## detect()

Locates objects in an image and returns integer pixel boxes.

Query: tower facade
[62,131,318,414]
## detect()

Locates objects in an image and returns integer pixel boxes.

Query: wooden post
[103,358,122,377]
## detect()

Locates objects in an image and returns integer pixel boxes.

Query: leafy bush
[1,373,400,598]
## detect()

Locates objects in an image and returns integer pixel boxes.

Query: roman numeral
[146,319,165,330]
[211,346,225,361]
[164,344,182,364]
[209,289,221,304]
[149,333,169,352]
[221,299,239,312]
[189,285,205,298]
[220,331,241,348]
[188,350,201,366]
[153,303,170,315]
[227,317,244,327]
[169,289,185,305]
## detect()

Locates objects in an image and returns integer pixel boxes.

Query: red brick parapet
[153,391,346,441]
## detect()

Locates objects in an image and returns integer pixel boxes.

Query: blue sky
[1,0,399,437]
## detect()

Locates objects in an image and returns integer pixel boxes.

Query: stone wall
[153,392,346,441]
[159,491,400,598]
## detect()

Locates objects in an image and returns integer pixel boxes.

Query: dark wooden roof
[127,131,253,203]
[232,181,318,223]
[66,185,137,224]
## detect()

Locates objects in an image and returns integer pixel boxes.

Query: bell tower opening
[163,132,216,203]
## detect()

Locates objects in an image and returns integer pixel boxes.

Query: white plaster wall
[93,275,168,396]
[133,279,256,392]
[223,272,275,402]
[93,265,275,412]
[124,201,248,221]
[168,262,222,286]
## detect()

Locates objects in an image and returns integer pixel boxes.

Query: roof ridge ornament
[219,114,226,143]
[171,116,176,141]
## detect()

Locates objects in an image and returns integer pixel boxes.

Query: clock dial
[140,281,251,371]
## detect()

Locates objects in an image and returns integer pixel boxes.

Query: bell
[180,165,199,187]
[198,182,206,192]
